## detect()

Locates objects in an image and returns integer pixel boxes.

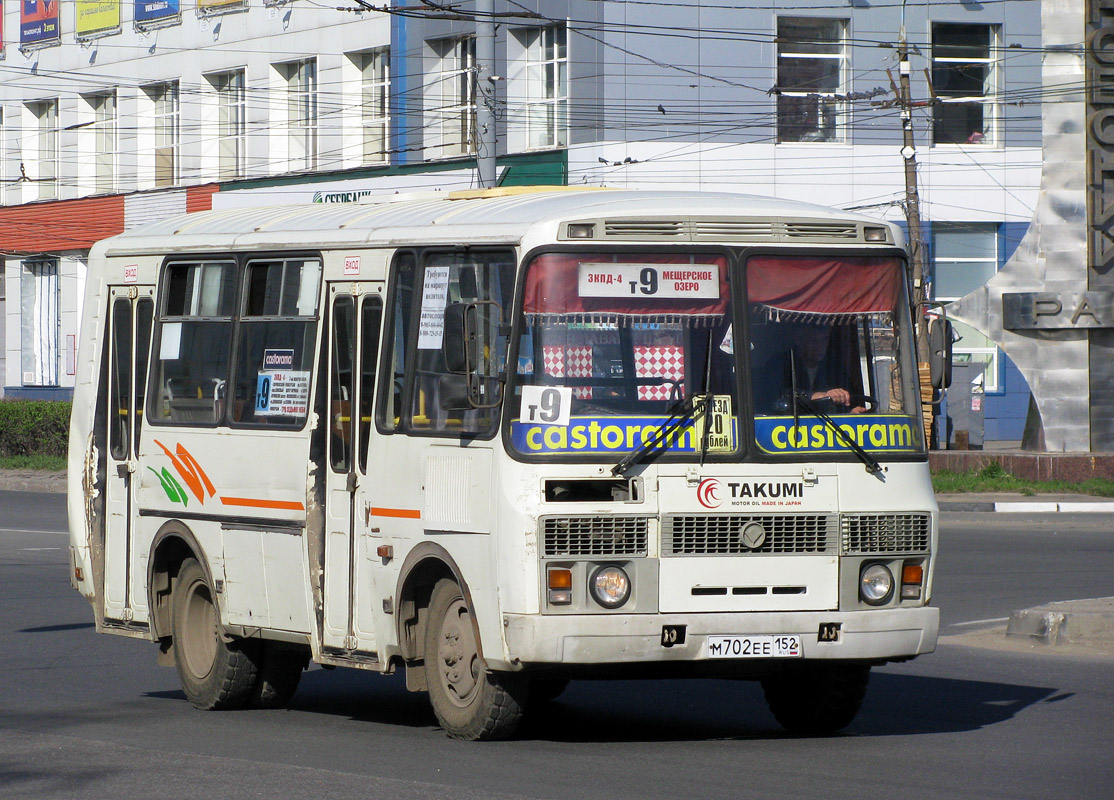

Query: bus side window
[231,259,321,428]
[378,251,416,433]
[151,261,236,426]
[358,297,383,472]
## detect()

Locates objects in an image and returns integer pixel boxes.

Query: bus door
[103,286,154,623]
[322,282,384,652]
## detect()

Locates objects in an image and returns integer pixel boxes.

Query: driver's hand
[817,388,851,406]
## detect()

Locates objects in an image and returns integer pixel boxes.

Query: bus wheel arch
[394,544,478,687]
[147,521,212,652]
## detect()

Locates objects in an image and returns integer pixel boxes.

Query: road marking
[0,527,68,536]
[20,547,61,551]
[950,617,1009,628]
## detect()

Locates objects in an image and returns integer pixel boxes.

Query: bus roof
[96,188,902,257]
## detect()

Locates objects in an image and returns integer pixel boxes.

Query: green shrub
[0,400,72,458]
[977,461,1008,479]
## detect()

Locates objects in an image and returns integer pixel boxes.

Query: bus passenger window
[151,261,236,425]
[358,297,383,471]
[231,259,321,427]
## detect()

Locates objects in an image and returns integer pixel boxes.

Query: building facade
[0,0,1043,446]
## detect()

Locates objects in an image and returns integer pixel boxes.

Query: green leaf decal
[148,466,188,507]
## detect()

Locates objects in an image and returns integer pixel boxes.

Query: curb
[939,500,1114,513]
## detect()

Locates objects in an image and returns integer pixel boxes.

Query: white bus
[67,188,939,740]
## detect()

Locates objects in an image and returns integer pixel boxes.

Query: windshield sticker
[255,370,310,417]
[698,395,734,453]
[512,414,737,454]
[417,265,451,350]
[519,385,573,427]
[578,263,720,300]
[754,415,920,454]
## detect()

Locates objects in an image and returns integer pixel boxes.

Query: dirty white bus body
[67,188,939,740]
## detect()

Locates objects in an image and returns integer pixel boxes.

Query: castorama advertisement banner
[134,0,179,26]
[21,0,60,46]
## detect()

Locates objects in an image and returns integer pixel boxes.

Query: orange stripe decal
[220,496,306,511]
[371,506,422,519]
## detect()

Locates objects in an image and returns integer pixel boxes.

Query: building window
[429,36,476,157]
[280,59,317,171]
[932,23,998,145]
[86,92,117,194]
[20,259,59,387]
[521,26,567,149]
[145,82,180,187]
[28,100,58,200]
[355,49,389,164]
[776,18,846,143]
[932,222,998,301]
[932,223,1000,391]
[210,70,246,179]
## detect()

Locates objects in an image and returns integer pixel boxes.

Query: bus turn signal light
[901,563,924,600]
[548,568,573,605]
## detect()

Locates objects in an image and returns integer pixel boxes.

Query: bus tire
[171,557,258,710]
[424,579,526,740]
[250,643,307,709]
[761,662,870,735]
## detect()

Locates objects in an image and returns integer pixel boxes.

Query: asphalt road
[1,491,1112,800]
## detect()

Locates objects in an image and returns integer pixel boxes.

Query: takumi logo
[697,478,722,508]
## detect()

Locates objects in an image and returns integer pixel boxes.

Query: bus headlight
[859,563,894,606]
[590,565,631,609]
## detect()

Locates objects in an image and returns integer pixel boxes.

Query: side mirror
[441,300,504,409]
[928,316,953,390]
[443,303,471,374]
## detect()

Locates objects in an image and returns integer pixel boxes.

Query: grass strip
[932,463,1114,497]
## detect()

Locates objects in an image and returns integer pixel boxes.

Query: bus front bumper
[502,607,939,666]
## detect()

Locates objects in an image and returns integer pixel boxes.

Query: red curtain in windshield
[746,256,901,315]
[524,253,729,317]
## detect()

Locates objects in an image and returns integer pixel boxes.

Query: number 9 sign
[519,385,572,428]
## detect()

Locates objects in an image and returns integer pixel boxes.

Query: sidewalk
[0,469,66,494]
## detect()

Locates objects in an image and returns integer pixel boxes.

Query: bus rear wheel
[424,579,527,740]
[171,557,258,710]
[761,662,871,735]
[250,643,307,709]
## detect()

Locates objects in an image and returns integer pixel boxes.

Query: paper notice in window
[417,266,451,350]
[255,370,311,417]
[160,322,182,360]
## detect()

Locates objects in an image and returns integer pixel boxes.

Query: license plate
[704,634,802,659]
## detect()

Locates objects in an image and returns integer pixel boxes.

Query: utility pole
[897,24,929,365]
[475,0,497,188]
[895,21,935,449]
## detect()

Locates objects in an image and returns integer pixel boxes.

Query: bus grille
[841,513,931,554]
[542,516,650,557]
[661,514,835,556]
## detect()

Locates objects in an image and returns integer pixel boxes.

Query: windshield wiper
[793,393,883,475]
[612,392,711,477]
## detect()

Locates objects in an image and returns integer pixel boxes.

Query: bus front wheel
[761,662,870,735]
[171,557,258,710]
[423,579,527,740]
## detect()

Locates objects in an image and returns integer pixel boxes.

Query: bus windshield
[746,254,924,457]
[509,251,737,460]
